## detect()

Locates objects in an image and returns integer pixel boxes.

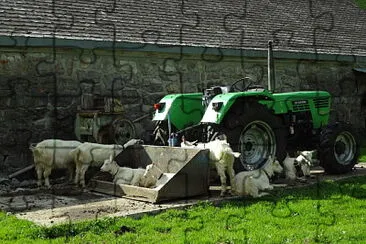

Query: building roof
[0,0,365,57]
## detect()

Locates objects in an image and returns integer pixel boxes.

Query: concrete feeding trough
[88,145,210,203]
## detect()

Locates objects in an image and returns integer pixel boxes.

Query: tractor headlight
[212,102,223,112]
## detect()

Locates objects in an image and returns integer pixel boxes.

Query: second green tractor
[152,42,360,174]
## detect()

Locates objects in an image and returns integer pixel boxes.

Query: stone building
[0,0,365,170]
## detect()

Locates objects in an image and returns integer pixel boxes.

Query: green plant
[2,176,366,243]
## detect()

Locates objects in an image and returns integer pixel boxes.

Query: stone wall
[0,46,365,171]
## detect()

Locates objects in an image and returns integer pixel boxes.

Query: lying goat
[181,137,240,196]
[282,150,316,184]
[70,139,143,187]
[297,150,318,166]
[139,163,163,188]
[233,155,283,198]
[30,139,82,188]
[101,155,145,185]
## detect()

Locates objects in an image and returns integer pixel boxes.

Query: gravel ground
[1,163,366,227]
[7,187,230,226]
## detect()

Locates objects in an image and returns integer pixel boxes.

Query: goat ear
[232,152,241,158]
[109,154,113,162]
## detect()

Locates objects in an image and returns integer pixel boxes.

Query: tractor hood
[200,90,273,124]
[201,90,331,129]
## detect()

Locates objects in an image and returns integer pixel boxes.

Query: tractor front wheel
[224,102,287,172]
[319,122,360,174]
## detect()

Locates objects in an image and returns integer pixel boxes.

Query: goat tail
[31,147,42,158]
[69,147,80,162]
[29,143,38,151]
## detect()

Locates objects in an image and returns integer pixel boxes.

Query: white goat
[101,155,145,185]
[297,150,318,167]
[70,139,142,187]
[233,155,283,198]
[282,154,298,183]
[139,163,163,188]
[30,139,82,188]
[295,155,311,177]
[180,136,197,148]
[181,137,240,196]
[282,150,316,184]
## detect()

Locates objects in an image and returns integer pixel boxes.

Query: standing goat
[30,139,82,188]
[70,139,143,187]
[181,136,240,196]
[100,155,145,185]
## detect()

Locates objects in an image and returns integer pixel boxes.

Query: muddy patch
[1,164,366,227]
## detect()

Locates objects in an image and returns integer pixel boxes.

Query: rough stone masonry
[0,47,366,171]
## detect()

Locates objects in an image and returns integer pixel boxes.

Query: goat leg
[227,164,236,195]
[265,184,274,191]
[36,165,43,187]
[74,164,81,186]
[79,164,89,188]
[215,162,227,197]
[247,180,259,198]
[43,168,52,189]
[130,176,141,186]
[67,165,75,184]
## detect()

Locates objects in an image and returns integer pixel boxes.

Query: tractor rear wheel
[319,122,360,174]
[224,102,287,172]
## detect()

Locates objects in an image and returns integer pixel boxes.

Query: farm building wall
[0,46,365,171]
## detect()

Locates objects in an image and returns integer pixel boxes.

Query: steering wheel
[230,77,253,92]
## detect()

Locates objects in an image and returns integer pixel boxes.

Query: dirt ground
[1,163,366,227]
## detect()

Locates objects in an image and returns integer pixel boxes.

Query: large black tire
[110,118,136,145]
[223,102,288,172]
[319,122,360,174]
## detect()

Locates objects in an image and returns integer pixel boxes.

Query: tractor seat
[246,85,266,92]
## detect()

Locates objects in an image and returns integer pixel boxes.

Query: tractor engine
[286,111,318,151]
[202,86,230,108]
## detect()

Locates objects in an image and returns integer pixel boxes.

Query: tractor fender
[152,93,205,130]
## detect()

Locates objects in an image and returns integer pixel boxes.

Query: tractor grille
[293,103,310,111]
[313,97,329,108]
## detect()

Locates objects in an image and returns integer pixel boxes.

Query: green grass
[354,0,366,9]
[2,176,366,243]
[359,146,366,162]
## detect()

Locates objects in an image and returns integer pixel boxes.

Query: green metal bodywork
[152,93,205,130]
[201,90,331,128]
[153,89,331,129]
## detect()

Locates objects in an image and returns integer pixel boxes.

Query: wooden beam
[8,165,35,179]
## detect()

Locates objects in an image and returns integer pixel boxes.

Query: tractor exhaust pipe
[267,40,275,92]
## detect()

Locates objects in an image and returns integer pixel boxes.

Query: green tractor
[152,42,360,174]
